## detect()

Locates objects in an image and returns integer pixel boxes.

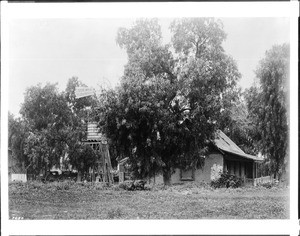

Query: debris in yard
[118,180,148,191]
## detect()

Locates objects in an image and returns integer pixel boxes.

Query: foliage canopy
[245,44,289,179]
[98,18,241,185]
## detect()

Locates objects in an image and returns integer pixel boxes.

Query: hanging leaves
[245,44,289,179]
[98,18,241,185]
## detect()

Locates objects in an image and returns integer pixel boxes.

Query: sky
[8,17,290,116]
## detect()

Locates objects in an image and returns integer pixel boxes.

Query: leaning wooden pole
[99,142,113,185]
[105,146,114,184]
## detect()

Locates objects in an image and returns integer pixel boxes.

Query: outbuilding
[8,148,27,183]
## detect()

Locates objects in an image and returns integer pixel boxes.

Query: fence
[254,176,272,186]
[10,174,27,182]
[244,176,273,186]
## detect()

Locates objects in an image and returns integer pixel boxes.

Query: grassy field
[9,181,289,219]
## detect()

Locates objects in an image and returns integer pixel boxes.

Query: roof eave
[221,149,263,162]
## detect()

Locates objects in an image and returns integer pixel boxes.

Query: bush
[118,180,147,191]
[119,181,134,190]
[211,172,243,188]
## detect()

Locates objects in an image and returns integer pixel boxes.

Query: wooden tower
[83,122,114,184]
[75,87,113,184]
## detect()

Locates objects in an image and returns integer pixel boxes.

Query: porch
[223,156,269,186]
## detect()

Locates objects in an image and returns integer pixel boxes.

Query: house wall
[147,154,259,185]
[181,169,193,180]
[149,153,224,184]
[149,168,181,185]
[194,153,224,183]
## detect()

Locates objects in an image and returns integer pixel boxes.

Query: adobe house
[152,130,264,185]
[119,130,265,186]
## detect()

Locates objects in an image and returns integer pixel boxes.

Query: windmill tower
[75,87,114,184]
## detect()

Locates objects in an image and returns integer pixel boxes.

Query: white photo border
[1,1,299,236]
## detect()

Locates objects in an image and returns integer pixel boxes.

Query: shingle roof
[214,130,263,162]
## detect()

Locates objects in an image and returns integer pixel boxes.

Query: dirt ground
[9,181,289,219]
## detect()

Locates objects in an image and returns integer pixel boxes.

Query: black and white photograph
[1,2,298,234]
[4,11,292,221]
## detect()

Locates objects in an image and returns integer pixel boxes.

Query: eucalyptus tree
[245,44,289,179]
[98,18,241,185]
[21,83,73,175]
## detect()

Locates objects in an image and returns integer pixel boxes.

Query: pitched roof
[214,130,263,162]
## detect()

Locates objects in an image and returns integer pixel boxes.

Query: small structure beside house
[117,157,130,182]
[8,148,27,182]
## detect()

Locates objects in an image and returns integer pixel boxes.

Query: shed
[8,148,27,182]
[117,157,130,182]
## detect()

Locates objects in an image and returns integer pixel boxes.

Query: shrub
[211,164,223,181]
[119,181,134,190]
[118,180,147,191]
[211,172,243,188]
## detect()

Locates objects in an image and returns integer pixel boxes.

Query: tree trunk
[273,171,278,181]
[163,167,172,186]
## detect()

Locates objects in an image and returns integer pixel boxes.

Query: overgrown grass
[9,181,289,219]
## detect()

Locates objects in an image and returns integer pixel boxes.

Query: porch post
[255,162,258,178]
[252,162,256,186]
